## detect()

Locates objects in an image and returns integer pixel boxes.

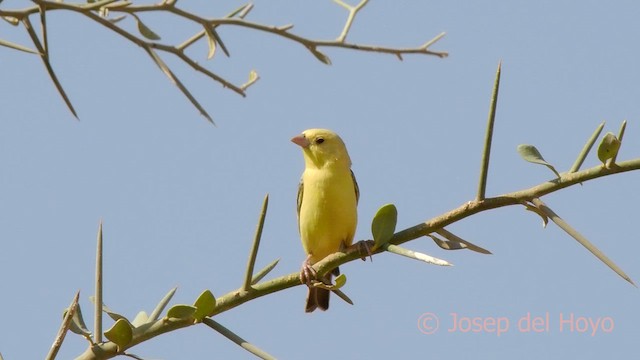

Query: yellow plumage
[292,129,358,312]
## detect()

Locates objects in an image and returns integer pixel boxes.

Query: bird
[291,128,359,312]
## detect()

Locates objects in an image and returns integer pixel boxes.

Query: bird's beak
[291,134,310,148]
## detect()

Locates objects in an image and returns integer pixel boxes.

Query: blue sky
[1,1,639,359]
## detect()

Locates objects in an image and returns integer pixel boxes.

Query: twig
[333,0,370,42]
[46,291,80,360]
[22,15,78,118]
[4,0,447,121]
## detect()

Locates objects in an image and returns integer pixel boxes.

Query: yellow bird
[291,129,359,312]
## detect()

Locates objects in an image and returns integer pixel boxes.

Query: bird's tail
[305,267,340,312]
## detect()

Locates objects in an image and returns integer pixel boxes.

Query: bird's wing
[296,177,304,233]
[351,169,360,204]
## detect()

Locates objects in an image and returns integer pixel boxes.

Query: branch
[74,156,640,360]
[1,1,447,122]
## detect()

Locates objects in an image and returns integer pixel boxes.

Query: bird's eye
[315,137,325,144]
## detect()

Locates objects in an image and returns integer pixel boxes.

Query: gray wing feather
[296,178,304,233]
[351,170,360,204]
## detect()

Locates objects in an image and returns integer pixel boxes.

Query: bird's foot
[347,240,375,262]
[299,255,317,285]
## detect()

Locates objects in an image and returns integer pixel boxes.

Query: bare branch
[2,1,446,121]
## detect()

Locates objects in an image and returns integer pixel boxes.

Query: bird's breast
[299,167,358,263]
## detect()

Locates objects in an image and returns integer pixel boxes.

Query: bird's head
[291,128,352,169]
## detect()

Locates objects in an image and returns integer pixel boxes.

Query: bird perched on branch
[291,128,359,312]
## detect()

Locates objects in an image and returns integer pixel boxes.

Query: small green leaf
[371,204,398,249]
[131,311,149,327]
[517,144,561,178]
[166,304,197,320]
[136,18,161,40]
[310,273,347,291]
[241,69,260,91]
[64,303,91,338]
[597,132,621,165]
[193,290,216,321]
[104,319,133,350]
[333,273,346,288]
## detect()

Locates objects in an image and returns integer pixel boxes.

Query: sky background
[1,1,639,359]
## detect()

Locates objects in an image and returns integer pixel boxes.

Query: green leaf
[166,304,197,320]
[597,132,621,165]
[64,303,91,338]
[311,273,347,290]
[136,18,161,40]
[241,69,260,91]
[371,204,398,249]
[333,273,346,288]
[104,319,133,351]
[131,311,149,327]
[517,144,561,178]
[193,290,216,321]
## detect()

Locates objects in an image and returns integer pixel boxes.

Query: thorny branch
[74,156,640,360]
[0,0,447,122]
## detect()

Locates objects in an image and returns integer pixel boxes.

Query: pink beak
[291,134,310,148]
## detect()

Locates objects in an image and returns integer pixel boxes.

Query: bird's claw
[300,255,317,285]
[349,240,374,262]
